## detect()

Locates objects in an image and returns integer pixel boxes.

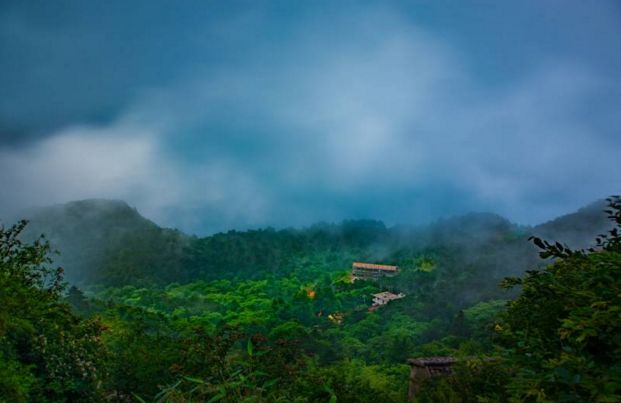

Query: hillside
[3,197,620,401]
[15,198,614,293]
[20,199,189,285]
[532,199,612,249]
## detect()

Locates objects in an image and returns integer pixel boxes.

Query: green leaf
[263,378,280,388]
[247,338,254,356]
[207,386,227,403]
[183,376,206,384]
[132,393,147,403]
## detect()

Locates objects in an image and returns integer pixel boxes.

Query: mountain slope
[532,199,612,249]
[21,199,188,285]
[14,198,613,288]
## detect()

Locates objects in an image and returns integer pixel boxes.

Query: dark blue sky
[1,1,620,234]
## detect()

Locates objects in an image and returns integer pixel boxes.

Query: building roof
[372,291,405,300]
[352,262,398,271]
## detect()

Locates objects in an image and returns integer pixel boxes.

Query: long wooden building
[351,262,399,281]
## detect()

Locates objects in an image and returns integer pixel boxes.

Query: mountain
[20,199,189,285]
[13,198,613,289]
[532,199,612,249]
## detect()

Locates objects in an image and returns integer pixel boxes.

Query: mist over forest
[18,198,612,288]
[1,1,621,402]
[1,197,618,401]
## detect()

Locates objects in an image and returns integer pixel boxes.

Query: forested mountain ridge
[20,199,189,285]
[531,199,611,249]
[15,198,613,289]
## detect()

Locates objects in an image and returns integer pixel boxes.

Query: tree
[499,196,621,401]
[0,220,105,402]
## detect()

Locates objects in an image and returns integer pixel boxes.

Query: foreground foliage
[417,196,621,401]
[498,196,621,401]
[1,197,620,401]
[0,221,105,402]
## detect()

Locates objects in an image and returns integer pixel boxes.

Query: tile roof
[352,262,398,271]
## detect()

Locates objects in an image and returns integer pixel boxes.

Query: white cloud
[1,9,619,232]
[0,123,270,232]
[0,125,158,205]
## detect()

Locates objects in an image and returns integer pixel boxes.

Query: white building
[372,291,405,306]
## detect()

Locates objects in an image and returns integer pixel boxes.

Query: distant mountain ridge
[12,198,614,288]
[532,199,611,249]
[20,199,188,285]
[24,199,159,235]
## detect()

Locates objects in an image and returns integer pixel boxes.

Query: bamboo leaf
[247,338,254,356]
[207,386,227,403]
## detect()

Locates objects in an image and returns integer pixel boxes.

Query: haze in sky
[0,1,620,234]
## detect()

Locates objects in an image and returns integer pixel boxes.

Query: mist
[2,3,621,400]
[1,1,620,234]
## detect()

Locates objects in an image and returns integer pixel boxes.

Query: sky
[0,1,620,234]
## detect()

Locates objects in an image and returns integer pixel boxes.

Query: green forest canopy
[1,196,619,402]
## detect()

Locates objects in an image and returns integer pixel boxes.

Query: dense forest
[1,197,620,402]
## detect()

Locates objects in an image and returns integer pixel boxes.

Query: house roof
[372,291,404,300]
[352,262,398,271]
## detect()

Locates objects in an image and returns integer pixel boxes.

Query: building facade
[351,262,399,280]
[372,291,405,306]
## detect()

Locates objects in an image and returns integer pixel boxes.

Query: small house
[372,291,405,306]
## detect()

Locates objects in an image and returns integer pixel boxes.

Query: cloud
[446,64,621,218]
[0,123,271,233]
[0,6,619,233]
